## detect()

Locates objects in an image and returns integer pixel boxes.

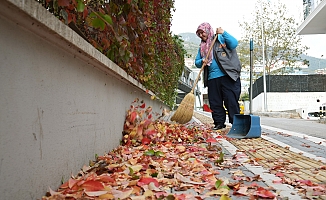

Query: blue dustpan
[227,114,261,139]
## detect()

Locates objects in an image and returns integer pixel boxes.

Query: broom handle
[190,34,218,94]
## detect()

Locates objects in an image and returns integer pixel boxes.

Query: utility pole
[249,38,254,115]
[260,0,267,112]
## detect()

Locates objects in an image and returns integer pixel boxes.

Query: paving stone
[192,111,326,199]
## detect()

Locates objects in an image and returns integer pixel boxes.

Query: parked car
[307,112,320,120]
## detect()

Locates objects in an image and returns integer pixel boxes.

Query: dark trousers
[207,76,241,125]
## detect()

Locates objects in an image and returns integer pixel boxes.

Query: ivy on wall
[36,0,185,108]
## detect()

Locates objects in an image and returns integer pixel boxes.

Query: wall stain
[37,107,44,160]
[32,133,37,141]
[0,158,3,177]
[68,109,97,115]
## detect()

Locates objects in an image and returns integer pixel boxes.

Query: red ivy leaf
[83,7,88,19]
[58,0,70,7]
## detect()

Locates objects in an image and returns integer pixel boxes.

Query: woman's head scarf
[196,22,214,66]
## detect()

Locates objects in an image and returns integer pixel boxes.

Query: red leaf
[298,179,314,186]
[68,178,79,189]
[275,172,284,177]
[137,177,159,187]
[130,111,138,123]
[59,181,69,189]
[145,129,156,136]
[254,187,276,198]
[58,0,70,7]
[140,103,146,108]
[97,175,115,183]
[81,180,104,191]
[272,179,283,184]
[250,182,259,187]
[206,138,217,143]
[141,137,151,145]
[83,7,88,19]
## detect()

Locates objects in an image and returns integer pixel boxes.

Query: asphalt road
[260,116,326,139]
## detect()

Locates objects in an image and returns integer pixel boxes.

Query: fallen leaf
[137,177,159,187]
[80,180,104,191]
[205,188,229,196]
[254,187,276,198]
[111,188,133,199]
[85,191,108,197]
[220,194,232,200]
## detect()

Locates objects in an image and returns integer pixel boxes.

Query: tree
[239,0,309,77]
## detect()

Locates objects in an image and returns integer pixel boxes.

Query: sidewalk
[42,110,326,200]
[193,111,326,199]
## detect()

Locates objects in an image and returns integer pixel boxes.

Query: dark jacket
[213,39,241,81]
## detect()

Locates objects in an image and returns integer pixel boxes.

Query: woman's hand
[216,27,224,35]
[202,58,208,66]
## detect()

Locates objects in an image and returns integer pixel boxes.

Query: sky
[170,0,326,58]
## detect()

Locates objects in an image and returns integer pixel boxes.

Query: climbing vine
[36,0,185,107]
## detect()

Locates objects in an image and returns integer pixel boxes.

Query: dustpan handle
[190,34,218,94]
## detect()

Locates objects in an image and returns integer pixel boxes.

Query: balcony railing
[303,0,323,19]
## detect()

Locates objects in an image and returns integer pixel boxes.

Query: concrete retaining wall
[0,0,167,199]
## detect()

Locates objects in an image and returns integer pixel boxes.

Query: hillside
[179,33,200,59]
[178,32,326,74]
[179,32,200,44]
[300,54,326,74]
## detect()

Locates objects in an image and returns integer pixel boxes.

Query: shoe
[212,124,226,130]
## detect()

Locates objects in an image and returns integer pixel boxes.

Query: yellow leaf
[144,189,154,197]
[130,164,143,172]
[130,195,146,200]
[129,158,138,165]
[205,188,229,196]
[220,194,232,200]
[130,129,137,138]
[99,193,114,199]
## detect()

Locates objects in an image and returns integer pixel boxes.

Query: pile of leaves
[42,100,279,199]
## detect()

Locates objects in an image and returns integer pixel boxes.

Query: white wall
[0,1,167,199]
[252,92,326,113]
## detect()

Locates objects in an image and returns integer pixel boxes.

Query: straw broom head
[171,34,218,124]
[170,92,195,124]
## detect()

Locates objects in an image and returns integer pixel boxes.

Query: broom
[171,34,218,124]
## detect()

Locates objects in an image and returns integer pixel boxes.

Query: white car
[307,112,320,120]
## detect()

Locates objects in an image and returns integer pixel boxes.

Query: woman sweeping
[195,22,241,130]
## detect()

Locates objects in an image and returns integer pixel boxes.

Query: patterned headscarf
[196,22,214,66]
